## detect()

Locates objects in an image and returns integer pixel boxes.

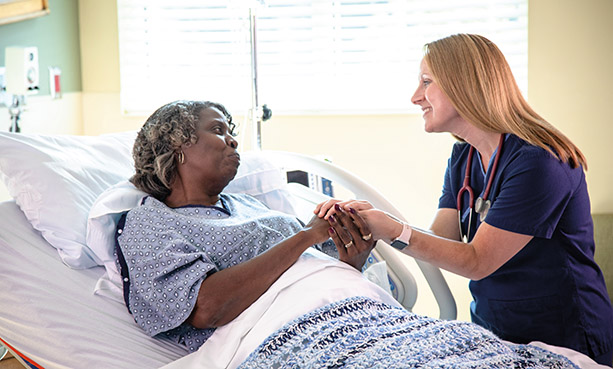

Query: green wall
[0,0,82,95]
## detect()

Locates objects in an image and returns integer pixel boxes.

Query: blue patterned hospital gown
[116,193,336,352]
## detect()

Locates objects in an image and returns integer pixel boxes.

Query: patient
[115,100,376,352]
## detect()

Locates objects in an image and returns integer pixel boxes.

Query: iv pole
[248,6,272,151]
[249,7,261,150]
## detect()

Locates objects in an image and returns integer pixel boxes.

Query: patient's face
[182,107,240,191]
[411,59,463,134]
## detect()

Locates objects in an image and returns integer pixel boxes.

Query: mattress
[0,200,186,368]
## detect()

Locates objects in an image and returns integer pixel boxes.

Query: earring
[178,151,185,164]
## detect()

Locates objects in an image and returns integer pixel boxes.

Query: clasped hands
[310,199,379,270]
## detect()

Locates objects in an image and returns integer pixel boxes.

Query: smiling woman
[411,60,465,135]
[315,33,613,366]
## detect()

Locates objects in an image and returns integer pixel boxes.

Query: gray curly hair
[130,100,234,200]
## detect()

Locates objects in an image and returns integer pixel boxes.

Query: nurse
[316,33,613,365]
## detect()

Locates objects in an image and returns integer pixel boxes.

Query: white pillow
[87,150,299,298]
[0,131,137,269]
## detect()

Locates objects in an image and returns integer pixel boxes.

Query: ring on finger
[344,240,354,249]
[362,233,372,241]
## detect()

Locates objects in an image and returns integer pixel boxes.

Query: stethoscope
[457,134,504,243]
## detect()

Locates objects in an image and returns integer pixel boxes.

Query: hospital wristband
[390,222,412,250]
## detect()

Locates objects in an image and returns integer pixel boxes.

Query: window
[117,0,527,115]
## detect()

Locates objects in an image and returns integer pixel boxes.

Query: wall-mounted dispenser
[49,66,61,99]
[5,46,39,95]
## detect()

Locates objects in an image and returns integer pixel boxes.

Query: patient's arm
[187,215,332,330]
[188,207,375,330]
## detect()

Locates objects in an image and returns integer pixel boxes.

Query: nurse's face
[411,59,463,134]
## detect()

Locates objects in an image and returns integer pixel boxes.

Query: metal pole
[249,7,262,150]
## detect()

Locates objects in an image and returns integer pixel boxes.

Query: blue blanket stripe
[238,296,579,369]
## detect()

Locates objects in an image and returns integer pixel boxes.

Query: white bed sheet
[0,200,186,368]
[161,248,402,369]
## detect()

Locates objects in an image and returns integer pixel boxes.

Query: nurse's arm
[407,208,533,280]
[429,208,462,240]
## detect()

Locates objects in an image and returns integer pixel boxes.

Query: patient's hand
[327,204,376,270]
[302,214,337,245]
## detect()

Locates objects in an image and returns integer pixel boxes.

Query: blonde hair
[131,100,234,200]
[424,33,586,169]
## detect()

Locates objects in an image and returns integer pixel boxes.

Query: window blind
[117,0,527,115]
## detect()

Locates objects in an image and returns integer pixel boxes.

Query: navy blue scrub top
[439,134,613,359]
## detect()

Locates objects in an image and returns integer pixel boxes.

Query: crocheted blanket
[238,296,578,368]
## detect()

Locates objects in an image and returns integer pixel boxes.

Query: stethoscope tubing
[457,134,505,243]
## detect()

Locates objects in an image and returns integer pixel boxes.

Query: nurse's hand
[327,204,375,270]
[314,199,375,220]
[352,208,404,245]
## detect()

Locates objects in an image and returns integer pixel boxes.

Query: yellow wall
[527,0,613,213]
[77,0,613,321]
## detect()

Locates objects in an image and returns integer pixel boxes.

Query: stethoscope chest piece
[475,197,491,222]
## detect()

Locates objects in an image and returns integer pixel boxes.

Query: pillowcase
[0,131,137,269]
[87,150,299,299]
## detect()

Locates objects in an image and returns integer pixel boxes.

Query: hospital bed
[0,131,605,368]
